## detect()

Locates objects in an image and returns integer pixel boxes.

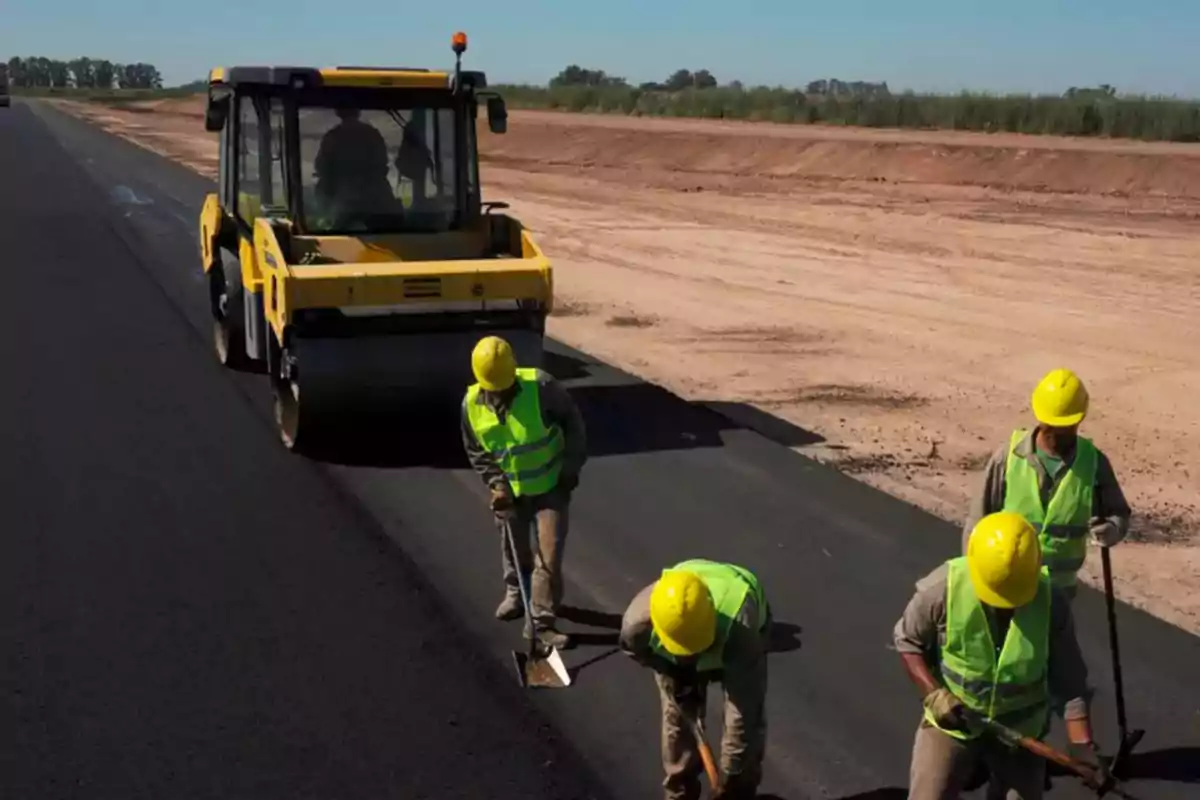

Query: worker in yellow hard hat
[619,560,771,800]
[896,512,1103,799]
[461,335,588,650]
[962,368,1131,597]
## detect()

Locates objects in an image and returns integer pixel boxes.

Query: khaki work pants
[498,487,570,630]
[909,720,1045,800]
[654,653,768,800]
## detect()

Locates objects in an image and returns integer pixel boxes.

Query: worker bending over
[963,368,1131,597]
[461,335,587,650]
[620,560,771,800]
[896,511,1104,799]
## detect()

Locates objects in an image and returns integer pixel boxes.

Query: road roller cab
[198,34,553,451]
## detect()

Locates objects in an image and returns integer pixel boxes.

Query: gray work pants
[498,488,570,630]
[654,654,768,800]
[909,720,1045,800]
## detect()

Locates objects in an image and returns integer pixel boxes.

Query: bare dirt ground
[51,97,1200,635]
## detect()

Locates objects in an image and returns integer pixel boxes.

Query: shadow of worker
[1118,746,1200,784]
[558,605,622,648]
[767,621,803,654]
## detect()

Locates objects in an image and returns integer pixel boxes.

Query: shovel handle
[684,714,721,789]
[981,718,1111,793]
[697,738,720,790]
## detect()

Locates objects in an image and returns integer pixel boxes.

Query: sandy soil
[51,97,1200,636]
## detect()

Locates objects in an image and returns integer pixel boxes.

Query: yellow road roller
[198,33,553,451]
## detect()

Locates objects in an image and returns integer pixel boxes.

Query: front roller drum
[272,340,365,452]
[273,344,319,452]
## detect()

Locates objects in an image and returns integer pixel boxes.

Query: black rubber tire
[211,250,247,369]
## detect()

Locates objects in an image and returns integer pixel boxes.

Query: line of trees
[5,56,163,90]
[498,66,1200,143]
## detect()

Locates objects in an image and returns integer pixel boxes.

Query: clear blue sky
[3,0,1197,97]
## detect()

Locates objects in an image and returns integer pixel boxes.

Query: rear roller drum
[210,251,246,369]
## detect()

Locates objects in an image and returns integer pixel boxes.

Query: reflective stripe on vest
[465,368,564,497]
[925,557,1051,741]
[650,560,767,673]
[1001,429,1097,587]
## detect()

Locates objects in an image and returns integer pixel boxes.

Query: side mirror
[271,125,283,161]
[486,95,507,134]
[205,92,229,132]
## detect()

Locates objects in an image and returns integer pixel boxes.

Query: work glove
[1069,741,1112,789]
[490,485,515,515]
[923,687,971,732]
[1090,517,1123,547]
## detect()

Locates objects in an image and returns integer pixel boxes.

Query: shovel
[979,716,1143,800]
[503,517,571,689]
[685,712,722,792]
[669,687,721,791]
[1099,544,1145,777]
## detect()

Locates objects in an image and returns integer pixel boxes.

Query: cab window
[297,98,474,235]
[235,95,262,224]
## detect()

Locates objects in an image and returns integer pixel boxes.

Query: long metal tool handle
[502,515,536,659]
[1101,546,1130,735]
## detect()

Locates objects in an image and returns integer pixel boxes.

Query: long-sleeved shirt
[962,428,1132,551]
[461,368,588,493]
[893,562,1092,721]
[619,580,767,682]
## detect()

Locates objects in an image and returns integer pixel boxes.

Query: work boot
[525,622,572,650]
[495,594,523,621]
[538,628,572,650]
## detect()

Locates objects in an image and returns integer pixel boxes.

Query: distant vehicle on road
[0,63,10,107]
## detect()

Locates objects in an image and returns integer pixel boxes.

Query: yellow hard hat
[471,335,517,392]
[1031,368,1089,428]
[650,569,717,656]
[967,511,1042,609]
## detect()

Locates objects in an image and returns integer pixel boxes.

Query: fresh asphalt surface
[1,99,1197,799]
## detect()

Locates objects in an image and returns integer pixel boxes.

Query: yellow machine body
[197,49,547,450]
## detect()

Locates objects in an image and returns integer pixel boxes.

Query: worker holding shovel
[619,560,771,800]
[962,369,1147,771]
[462,335,588,651]
[895,511,1107,799]
[961,368,1132,599]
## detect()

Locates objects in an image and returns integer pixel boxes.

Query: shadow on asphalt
[300,348,824,468]
[1119,747,1200,783]
[767,621,803,654]
[559,605,623,629]
[559,605,622,649]
[566,647,623,683]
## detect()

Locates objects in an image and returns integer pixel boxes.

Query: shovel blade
[512,647,572,689]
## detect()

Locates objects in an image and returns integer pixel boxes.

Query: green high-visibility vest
[927,557,1052,740]
[1002,429,1097,588]
[650,559,768,673]
[465,368,564,498]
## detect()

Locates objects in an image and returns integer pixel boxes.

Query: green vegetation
[496,67,1200,142]
[5,56,163,90]
[5,54,1197,142]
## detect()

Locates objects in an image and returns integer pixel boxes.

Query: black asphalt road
[1,99,1198,800]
